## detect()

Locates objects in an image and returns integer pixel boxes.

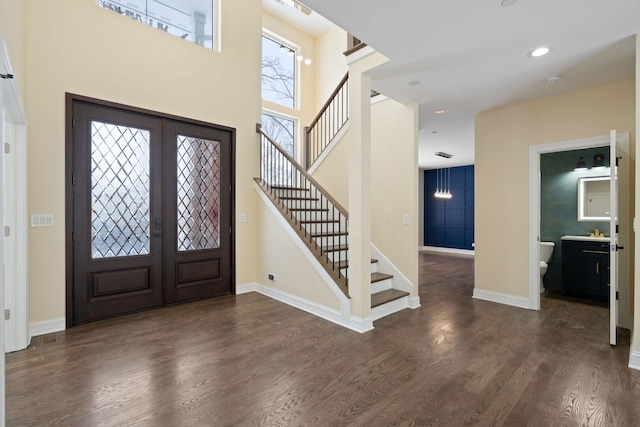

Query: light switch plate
[239,214,247,223]
[31,214,54,227]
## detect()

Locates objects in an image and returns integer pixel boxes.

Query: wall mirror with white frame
[578,176,610,221]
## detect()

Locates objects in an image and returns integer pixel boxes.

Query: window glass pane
[91,121,151,259]
[262,35,295,108]
[99,0,217,50]
[261,113,295,157]
[176,135,221,252]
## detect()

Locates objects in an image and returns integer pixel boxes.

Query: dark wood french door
[69,98,233,325]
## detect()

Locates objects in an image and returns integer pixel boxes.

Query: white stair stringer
[307,121,350,175]
[371,243,421,318]
[253,181,373,333]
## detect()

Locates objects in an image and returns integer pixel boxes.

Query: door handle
[154,217,162,238]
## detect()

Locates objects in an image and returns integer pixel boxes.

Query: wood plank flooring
[6,251,640,426]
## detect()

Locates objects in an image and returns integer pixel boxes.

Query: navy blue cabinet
[424,165,474,250]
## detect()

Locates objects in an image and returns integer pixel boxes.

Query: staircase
[256,126,410,320]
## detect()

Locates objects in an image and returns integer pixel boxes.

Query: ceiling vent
[435,151,453,159]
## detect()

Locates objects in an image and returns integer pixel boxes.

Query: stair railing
[304,72,349,170]
[257,124,349,291]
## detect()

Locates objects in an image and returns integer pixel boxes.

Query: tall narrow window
[99,0,218,50]
[261,112,295,157]
[261,35,296,109]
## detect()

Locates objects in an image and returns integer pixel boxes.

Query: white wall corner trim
[629,350,640,371]
[237,282,373,333]
[29,318,66,339]
[408,296,421,309]
[472,288,533,310]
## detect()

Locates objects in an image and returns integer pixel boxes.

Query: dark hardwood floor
[6,251,640,426]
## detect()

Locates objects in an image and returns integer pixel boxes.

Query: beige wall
[309,130,350,208]
[24,0,263,323]
[315,26,348,111]
[476,79,635,303]
[371,99,419,288]
[256,195,341,309]
[0,0,26,98]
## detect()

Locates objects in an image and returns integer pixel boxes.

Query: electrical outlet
[268,274,275,281]
[402,214,409,225]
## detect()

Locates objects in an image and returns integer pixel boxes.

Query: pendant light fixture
[433,168,453,199]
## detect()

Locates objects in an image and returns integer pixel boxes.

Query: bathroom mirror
[578,176,610,221]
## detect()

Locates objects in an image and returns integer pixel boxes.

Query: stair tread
[371,289,409,308]
[300,219,340,224]
[280,197,319,201]
[289,207,329,212]
[310,231,348,238]
[322,244,348,252]
[371,272,393,283]
[335,259,378,269]
[270,186,309,191]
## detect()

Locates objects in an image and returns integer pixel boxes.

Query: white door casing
[610,130,618,346]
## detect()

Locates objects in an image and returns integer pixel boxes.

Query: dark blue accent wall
[424,165,474,250]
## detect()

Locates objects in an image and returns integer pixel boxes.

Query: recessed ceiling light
[528,47,552,58]
[501,0,518,6]
[435,110,445,114]
[432,131,438,134]
[408,80,421,86]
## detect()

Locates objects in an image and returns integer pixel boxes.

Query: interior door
[72,102,164,324]
[609,130,618,346]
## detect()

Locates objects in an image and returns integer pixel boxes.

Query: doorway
[528,133,631,333]
[67,96,235,326]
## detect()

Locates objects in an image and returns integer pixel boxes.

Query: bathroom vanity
[561,236,610,300]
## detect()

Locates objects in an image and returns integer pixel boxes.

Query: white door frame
[1,34,28,427]
[528,132,629,311]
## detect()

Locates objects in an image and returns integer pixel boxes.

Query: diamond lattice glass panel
[91,121,151,259]
[177,135,220,251]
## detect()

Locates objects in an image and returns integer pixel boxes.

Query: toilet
[539,241,555,293]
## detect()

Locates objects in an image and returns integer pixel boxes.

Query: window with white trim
[98,0,218,50]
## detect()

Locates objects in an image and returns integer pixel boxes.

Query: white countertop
[561,235,610,242]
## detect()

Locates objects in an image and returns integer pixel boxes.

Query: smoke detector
[546,74,563,84]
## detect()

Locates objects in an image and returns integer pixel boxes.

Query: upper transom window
[99,0,218,50]
[261,35,296,109]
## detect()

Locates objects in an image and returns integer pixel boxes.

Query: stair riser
[301,221,347,234]
[271,189,311,198]
[313,235,349,247]
[281,200,324,210]
[292,211,341,222]
[371,278,392,294]
[323,250,348,264]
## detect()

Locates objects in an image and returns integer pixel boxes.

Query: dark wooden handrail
[257,124,348,218]
[307,72,349,131]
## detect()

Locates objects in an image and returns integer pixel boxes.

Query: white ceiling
[262,0,334,37]
[291,0,639,169]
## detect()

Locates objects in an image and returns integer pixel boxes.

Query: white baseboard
[421,246,475,256]
[408,296,421,309]
[237,282,373,333]
[472,288,533,310]
[29,318,65,338]
[629,350,640,371]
